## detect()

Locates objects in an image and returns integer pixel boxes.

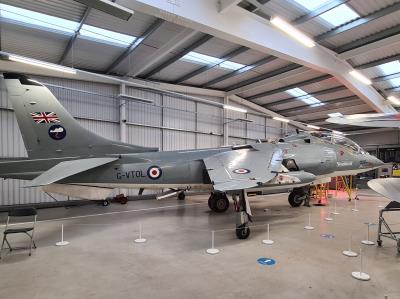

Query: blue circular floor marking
[257,257,276,266]
[321,233,335,239]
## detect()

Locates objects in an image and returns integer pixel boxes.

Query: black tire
[210,194,229,213]
[288,192,304,207]
[177,192,186,201]
[102,199,110,207]
[377,240,382,247]
[120,197,128,204]
[397,239,400,253]
[208,196,213,209]
[236,224,251,239]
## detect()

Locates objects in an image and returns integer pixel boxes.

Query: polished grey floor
[0,190,399,299]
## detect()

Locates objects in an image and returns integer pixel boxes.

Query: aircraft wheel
[236,224,250,239]
[288,191,304,207]
[102,199,110,207]
[177,192,186,201]
[210,193,229,213]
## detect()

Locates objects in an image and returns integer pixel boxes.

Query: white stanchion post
[304,213,314,230]
[361,223,375,245]
[56,223,69,246]
[325,211,333,221]
[343,233,358,257]
[352,198,359,212]
[262,224,274,245]
[206,230,220,254]
[332,198,340,215]
[134,223,147,243]
[351,248,370,281]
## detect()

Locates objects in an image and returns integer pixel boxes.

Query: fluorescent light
[332,130,343,135]
[273,116,290,123]
[328,112,343,117]
[349,70,372,85]
[388,95,400,106]
[9,55,76,74]
[223,105,247,113]
[307,124,320,130]
[270,16,315,48]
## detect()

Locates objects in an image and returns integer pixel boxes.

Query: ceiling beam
[59,8,91,64]
[227,64,306,95]
[355,54,400,70]
[386,85,400,92]
[140,34,213,79]
[247,74,332,101]
[337,32,400,60]
[104,18,164,74]
[278,96,360,115]
[173,46,248,83]
[263,85,347,108]
[373,72,400,83]
[316,2,400,41]
[201,55,276,87]
[218,0,242,13]
[292,0,350,25]
[335,25,400,54]
[127,28,198,77]
[121,0,395,113]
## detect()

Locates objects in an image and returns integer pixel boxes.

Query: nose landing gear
[288,187,308,207]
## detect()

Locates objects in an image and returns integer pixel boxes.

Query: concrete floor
[0,190,399,299]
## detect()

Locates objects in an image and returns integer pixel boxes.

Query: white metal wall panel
[162,95,196,131]
[126,87,162,126]
[163,131,196,151]
[197,103,223,135]
[197,134,222,149]
[247,114,266,140]
[127,126,161,149]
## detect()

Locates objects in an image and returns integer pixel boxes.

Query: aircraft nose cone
[370,156,384,168]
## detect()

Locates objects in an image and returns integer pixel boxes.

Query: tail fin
[3,73,157,159]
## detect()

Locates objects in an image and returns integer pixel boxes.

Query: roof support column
[120,84,127,143]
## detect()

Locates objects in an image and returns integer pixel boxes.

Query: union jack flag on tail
[30,112,60,124]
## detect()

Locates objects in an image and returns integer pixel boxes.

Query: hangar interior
[0,0,400,298]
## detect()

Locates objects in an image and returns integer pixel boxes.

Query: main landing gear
[233,190,251,239]
[288,187,309,207]
[208,192,230,213]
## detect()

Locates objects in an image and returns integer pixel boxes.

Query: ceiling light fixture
[9,55,77,74]
[273,116,290,123]
[388,95,400,106]
[307,124,320,130]
[223,105,247,113]
[270,16,316,48]
[349,70,372,85]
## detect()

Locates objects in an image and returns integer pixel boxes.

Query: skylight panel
[319,4,359,27]
[0,3,77,34]
[80,24,136,46]
[328,112,343,117]
[292,0,331,11]
[181,52,247,71]
[286,87,324,107]
[219,60,246,70]
[379,61,400,87]
[182,52,222,65]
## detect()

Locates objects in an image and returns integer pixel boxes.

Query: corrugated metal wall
[0,75,284,205]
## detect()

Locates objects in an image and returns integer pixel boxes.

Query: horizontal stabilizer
[203,144,282,192]
[25,157,119,187]
[367,178,400,203]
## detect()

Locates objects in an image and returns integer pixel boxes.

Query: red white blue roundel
[233,168,251,174]
[147,166,162,180]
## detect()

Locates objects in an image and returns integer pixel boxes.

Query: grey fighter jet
[0,73,383,239]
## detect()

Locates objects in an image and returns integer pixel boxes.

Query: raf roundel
[233,168,251,174]
[147,166,162,180]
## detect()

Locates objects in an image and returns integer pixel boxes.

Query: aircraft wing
[203,144,283,192]
[25,157,119,187]
[326,113,400,128]
[367,178,400,203]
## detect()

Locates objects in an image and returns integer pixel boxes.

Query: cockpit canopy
[279,132,366,154]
